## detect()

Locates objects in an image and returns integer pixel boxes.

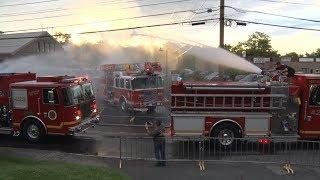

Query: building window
[120,79,125,88]
[125,79,130,89]
[43,88,59,104]
[43,42,46,52]
[309,85,320,106]
[301,68,310,73]
[46,43,50,52]
[115,78,119,87]
[37,42,41,52]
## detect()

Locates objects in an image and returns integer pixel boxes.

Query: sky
[0,0,320,55]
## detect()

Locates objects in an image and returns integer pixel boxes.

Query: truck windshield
[82,83,95,100]
[62,83,94,106]
[132,76,163,89]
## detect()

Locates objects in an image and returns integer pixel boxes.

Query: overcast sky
[1,0,320,55]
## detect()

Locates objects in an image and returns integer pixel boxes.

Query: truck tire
[22,120,45,143]
[211,123,241,147]
[120,99,127,112]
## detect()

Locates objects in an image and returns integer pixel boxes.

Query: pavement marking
[129,117,135,123]
[198,161,205,171]
[119,159,122,169]
[283,164,294,175]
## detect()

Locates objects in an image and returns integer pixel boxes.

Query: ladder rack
[171,93,286,110]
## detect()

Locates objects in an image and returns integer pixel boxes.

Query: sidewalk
[0,147,319,180]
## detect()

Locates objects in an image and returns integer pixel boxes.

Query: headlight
[93,109,97,113]
[75,115,81,120]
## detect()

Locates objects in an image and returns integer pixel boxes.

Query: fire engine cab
[170,74,320,146]
[100,62,164,112]
[0,73,99,142]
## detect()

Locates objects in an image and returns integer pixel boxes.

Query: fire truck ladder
[171,94,286,110]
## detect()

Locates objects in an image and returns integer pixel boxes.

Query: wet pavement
[1,103,319,168]
[0,104,169,156]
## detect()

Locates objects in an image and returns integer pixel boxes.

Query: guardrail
[115,136,320,168]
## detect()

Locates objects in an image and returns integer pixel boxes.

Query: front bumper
[68,115,100,134]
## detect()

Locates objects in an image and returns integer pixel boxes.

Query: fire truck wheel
[120,99,128,112]
[212,123,241,147]
[22,120,45,143]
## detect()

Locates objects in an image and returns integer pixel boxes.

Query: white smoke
[0,43,157,78]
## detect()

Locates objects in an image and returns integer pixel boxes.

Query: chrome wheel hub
[27,124,40,139]
[218,129,234,146]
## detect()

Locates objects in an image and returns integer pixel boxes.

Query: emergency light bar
[37,76,87,83]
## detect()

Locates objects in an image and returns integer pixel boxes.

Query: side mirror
[48,90,55,104]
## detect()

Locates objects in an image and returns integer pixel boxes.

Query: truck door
[40,88,62,130]
[303,84,320,137]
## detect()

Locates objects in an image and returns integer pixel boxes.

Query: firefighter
[274,62,295,81]
[145,120,166,166]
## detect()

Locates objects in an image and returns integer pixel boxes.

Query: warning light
[258,138,271,145]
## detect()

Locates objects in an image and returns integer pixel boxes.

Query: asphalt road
[0,104,169,156]
[0,103,319,167]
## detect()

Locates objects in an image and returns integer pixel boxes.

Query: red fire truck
[170,74,320,146]
[100,62,164,112]
[0,73,99,142]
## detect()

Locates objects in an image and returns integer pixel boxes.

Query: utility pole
[219,0,225,48]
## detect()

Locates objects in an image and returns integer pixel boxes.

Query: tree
[176,54,196,71]
[230,32,279,57]
[284,52,301,58]
[306,48,320,57]
[223,44,232,51]
[54,32,71,45]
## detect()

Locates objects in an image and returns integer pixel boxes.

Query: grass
[0,157,130,180]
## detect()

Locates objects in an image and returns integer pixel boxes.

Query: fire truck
[0,73,99,142]
[100,62,164,112]
[170,74,320,146]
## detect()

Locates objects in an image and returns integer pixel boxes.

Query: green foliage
[223,44,232,51]
[54,32,71,45]
[305,48,320,57]
[283,52,301,58]
[176,54,196,71]
[229,32,279,57]
[0,157,129,180]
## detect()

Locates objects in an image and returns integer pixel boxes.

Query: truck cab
[101,62,164,113]
[292,74,320,139]
[0,73,99,142]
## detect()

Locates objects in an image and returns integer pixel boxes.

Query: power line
[0,0,194,23]
[0,0,188,18]
[0,0,60,8]
[0,0,147,17]
[256,0,314,6]
[0,14,73,23]
[0,8,65,18]
[122,0,194,10]
[3,7,218,33]
[226,18,320,32]
[0,18,219,40]
[226,6,320,23]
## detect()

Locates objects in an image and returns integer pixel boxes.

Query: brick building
[0,31,62,61]
[249,57,320,74]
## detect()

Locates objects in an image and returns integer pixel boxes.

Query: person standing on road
[145,120,166,166]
